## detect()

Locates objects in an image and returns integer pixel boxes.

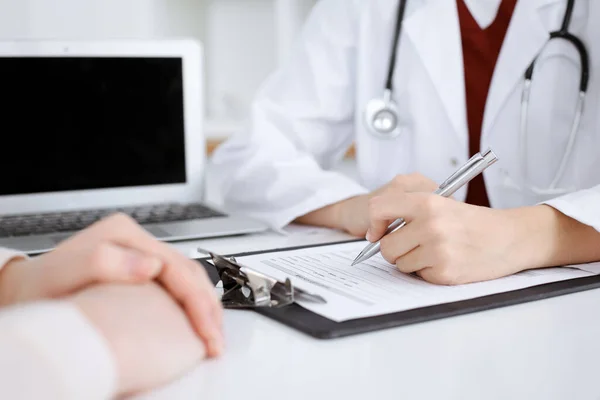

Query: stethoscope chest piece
[364,89,403,139]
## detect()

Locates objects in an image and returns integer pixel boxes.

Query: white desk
[138,230,600,400]
[137,162,600,400]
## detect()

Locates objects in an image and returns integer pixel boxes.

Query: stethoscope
[364,0,590,195]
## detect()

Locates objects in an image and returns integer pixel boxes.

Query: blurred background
[0,0,318,142]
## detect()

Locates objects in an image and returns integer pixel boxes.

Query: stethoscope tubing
[366,0,589,195]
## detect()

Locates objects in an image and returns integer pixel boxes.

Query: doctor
[212,0,600,285]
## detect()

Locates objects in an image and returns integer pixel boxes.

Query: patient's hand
[72,282,207,398]
[0,213,223,357]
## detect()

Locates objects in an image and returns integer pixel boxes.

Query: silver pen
[351,149,499,266]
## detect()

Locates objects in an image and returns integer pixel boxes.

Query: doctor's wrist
[501,206,560,272]
[501,205,600,271]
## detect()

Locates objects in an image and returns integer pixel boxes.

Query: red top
[457,0,517,207]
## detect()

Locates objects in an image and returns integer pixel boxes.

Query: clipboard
[197,241,600,340]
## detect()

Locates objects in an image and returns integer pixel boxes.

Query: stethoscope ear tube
[384,0,409,92]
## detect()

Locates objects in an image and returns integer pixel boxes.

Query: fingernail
[365,229,373,242]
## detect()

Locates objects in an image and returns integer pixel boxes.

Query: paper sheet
[569,262,600,275]
[237,241,595,322]
[183,224,354,259]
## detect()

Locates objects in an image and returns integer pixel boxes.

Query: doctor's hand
[0,213,223,357]
[71,282,206,397]
[336,173,438,237]
[366,192,544,285]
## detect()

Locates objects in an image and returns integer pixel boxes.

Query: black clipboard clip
[199,248,327,309]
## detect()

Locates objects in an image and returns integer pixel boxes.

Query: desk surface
[141,230,600,400]
[139,162,600,400]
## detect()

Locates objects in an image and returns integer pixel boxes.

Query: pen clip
[480,148,498,167]
[438,152,484,190]
[437,148,499,197]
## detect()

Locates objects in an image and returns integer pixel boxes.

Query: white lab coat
[212,0,600,231]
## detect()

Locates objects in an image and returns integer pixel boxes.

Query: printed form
[237,241,595,322]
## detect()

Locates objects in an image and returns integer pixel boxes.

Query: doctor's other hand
[366,192,558,285]
[297,173,438,237]
[72,282,206,397]
[0,213,223,357]
[336,173,438,237]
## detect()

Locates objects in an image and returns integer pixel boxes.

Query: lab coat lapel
[482,0,562,136]
[403,0,468,145]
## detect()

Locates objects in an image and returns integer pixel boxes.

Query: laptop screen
[0,56,187,196]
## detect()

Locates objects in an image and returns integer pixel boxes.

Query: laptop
[0,39,267,254]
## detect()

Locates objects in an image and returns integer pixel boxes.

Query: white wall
[0,0,316,138]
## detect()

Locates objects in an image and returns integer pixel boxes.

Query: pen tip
[351,259,359,267]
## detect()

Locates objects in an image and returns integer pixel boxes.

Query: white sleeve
[211,0,368,229]
[543,185,600,232]
[0,301,117,400]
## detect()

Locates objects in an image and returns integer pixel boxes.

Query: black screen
[0,57,187,196]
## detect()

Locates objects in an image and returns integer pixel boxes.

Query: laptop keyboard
[0,203,226,238]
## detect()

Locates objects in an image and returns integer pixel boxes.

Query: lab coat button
[450,158,459,167]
